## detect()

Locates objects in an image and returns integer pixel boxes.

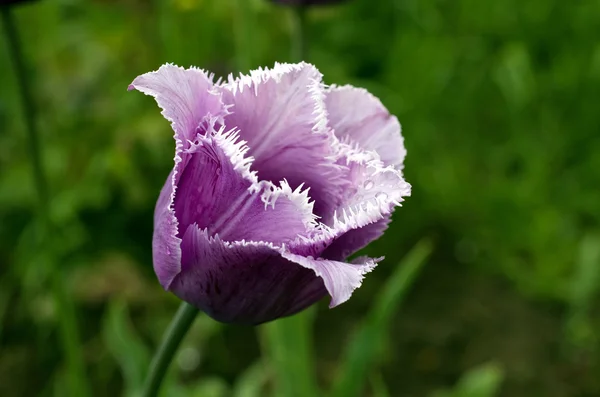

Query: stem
[1,6,48,210]
[291,5,308,62]
[142,302,199,397]
[1,6,91,397]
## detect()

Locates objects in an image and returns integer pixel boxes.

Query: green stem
[1,6,90,396]
[142,302,199,397]
[291,6,308,62]
[1,6,48,210]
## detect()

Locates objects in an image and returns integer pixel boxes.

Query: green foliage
[369,372,391,397]
[1,0,599,396]
[231,360,271,397]
[331,238,433,397]
[564,233,600,352]
[431,362,504,397]
[102,300,151,397]
[260,307,320,397]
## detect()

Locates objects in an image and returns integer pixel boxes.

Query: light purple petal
[325,85,406,168]
[152,172,182,290]
[171,225,327,324]
[318,145,410,259]
[281,251,379,307]
[326,148,410,232]
[128,64,227,146]
[217,62,347,217]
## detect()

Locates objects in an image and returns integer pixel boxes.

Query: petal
[173,126,316,244]
[152,171,182,290]
[171,225,327,324]
[281,251,379,307]
[217,62,347,217]
[322,217,391,261]
[134,64,228,290]
[153,120,318,291]
[129,64,228,147]
[325,146,411,232]
[318,145,410,259]
[325,85,406,168]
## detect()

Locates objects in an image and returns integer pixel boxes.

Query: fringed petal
[128,64,228,147]
[131,64,230,289]
[152,172,182,290]
[318,144,411,258]
[281,251,380,307]
[217,62,347,217]
[325,85,406,168]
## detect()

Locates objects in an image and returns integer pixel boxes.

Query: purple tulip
[129,62,410,324]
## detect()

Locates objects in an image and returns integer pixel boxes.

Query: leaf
[102,299,151,397]
[492,42,536,110]
[568,232,600,311]
[431,362,504,397]
[232,360,271,397]
[188,377,230,397]
[565,232,600,348]
[369,372,391,397]
[260,306,320,397]
[0,281,11,342]
[330,238,433,397]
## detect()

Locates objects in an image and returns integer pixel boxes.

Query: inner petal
[218,63,347,217]
[325,85,406,168]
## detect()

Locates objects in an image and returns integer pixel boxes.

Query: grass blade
[102,299,151,397]
[232,360,271,397]
[330,238,433,397]
[565,232,600,349]
[260,306,320,397]
[430,361,504,397]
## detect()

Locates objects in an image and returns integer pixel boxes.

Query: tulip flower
[129,62,410,324]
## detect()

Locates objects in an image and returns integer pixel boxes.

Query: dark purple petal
[172,225,327,324]
[325,85,406,168]
[217,62,347,217]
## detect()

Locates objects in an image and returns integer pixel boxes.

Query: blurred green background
[1,0,600,396]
